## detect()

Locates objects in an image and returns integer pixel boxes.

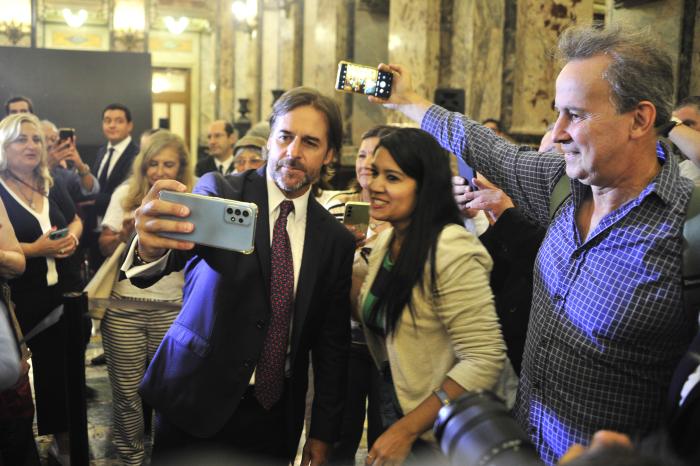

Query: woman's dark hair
[369,128,463,335]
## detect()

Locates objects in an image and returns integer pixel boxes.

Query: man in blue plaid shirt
[370,25,696,464]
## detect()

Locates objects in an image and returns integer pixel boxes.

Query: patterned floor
[31,333,368,465]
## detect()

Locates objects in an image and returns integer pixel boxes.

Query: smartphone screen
[335,61,392,99]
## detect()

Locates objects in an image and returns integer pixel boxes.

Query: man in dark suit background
[195,120,238,177]
[85,103,139,270]
[125,87,354,465]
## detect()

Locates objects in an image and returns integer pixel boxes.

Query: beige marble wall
[260,5,298,117]
[216,0,236,123]
[233,29,260,126]
[351,2,390,144]
[301,0,348,98]
[387,0,441,126]
[509,0,594,136]
[199,30,216,147]
[445,0,505,122]
[606,0,684,97]
[692,5,700,96]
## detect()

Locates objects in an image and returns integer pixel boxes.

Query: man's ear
[323,148,335,166]
[630,100,656,140]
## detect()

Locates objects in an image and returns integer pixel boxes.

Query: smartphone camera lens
[235,209,242,216]
[243,210,249,217]
[226,207,234,215]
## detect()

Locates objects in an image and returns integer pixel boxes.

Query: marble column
[302,0,349,96]
[233,27,260,126]
[260,3,299,117]
[691,4,700,96]
[199,30,217,146]
[443,0,506,123]
[606,0,685,98]
[216,0,236,123]
[386,0,441,125]
[351,0,390,144]
[507,0,593,137]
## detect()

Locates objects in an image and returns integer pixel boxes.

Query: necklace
[5,172,43,210]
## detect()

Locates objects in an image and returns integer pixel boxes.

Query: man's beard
[271,158,320,194]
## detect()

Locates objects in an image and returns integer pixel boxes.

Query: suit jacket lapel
[248,169,271,295]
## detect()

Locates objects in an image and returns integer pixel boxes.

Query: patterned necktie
[98,147,115,188]
[255,200,295,409]
[217,164,223,174]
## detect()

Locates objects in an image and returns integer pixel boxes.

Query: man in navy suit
[195,120,238,177]
[85,103,139,269]
[125,87,354,465]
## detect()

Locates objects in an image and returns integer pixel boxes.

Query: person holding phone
[98,130,194,466]
[0,113,82,463]
[323,125,395,464]
[358,128,505,466]
[125,87,355,466]
[42,120,99,199]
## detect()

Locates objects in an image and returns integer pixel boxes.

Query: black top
[0,177,76,295]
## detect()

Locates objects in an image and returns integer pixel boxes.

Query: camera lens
[243,210,250,217]
[235,209,242,216]
[434,391,541,466]
[226,207,234,215]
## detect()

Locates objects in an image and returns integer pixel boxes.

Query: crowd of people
[0,23,700,466]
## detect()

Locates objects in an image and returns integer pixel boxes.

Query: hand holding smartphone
[343,201,370,237]
[49,227,70,240]
[453,155,477,191]
[335,61,393,99]
[158,191,258,254]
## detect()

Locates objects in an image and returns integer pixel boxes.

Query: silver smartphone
[335,61,393,99]
[343,201,370,235]
[158,190,258,254]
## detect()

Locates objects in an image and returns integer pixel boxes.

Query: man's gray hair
[557,24,674,127]
[40,119,57,132]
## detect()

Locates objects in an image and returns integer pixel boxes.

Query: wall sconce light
[164,16,189,35]
[113,0,145,51]
[63,9,88,28]
[232,0,257,36]
[0,0,31,45]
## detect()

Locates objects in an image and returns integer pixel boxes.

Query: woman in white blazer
[358,128,506,465]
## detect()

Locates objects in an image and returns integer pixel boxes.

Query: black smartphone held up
[49,227,70,240]
[58,128,75,142]
[335,61,393,99]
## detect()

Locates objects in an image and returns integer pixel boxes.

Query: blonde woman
[0,113,82,463]
[98,130,194,465]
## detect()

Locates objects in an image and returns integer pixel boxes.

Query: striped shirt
[422,104,694,464]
